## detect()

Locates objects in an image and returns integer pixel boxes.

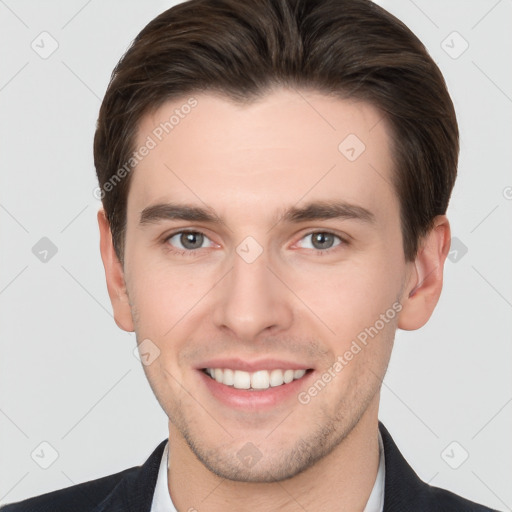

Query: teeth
[204,368,308,390]
[234,370,251,389]
[294,369,306,379]
[251,370,269,390]
[269,369,284,387]
[283,369,294,383]
[223,368,234,386]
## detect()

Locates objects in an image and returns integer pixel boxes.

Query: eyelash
[162,230,213,257]
[162,230,347,256]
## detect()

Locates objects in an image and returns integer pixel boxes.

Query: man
[0,0,498,510]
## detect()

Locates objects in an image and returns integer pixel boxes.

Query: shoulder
[0,439,167,512]
[0,467,137,512]
[427,484,498,511]
[378,422,498,512]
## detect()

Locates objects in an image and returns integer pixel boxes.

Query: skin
[98,88,450,511]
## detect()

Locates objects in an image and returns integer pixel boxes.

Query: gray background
[0,0,510,509]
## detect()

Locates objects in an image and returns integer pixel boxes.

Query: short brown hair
[94,0,458,263]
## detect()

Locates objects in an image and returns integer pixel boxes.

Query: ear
[97,209,134,332]
[398,215,451,331]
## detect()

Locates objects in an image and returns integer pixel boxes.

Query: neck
[167,401,381,512]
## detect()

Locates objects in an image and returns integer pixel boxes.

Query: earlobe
[97,209,135,332]
[397,215,451,331]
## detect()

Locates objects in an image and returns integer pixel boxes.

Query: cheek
[287,255,403,340]
[309,273,398,405]
[126,246,215,336]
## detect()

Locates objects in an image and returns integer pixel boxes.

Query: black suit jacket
[0,422,498,511]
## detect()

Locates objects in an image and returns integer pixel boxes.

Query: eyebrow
[139,200,375,226]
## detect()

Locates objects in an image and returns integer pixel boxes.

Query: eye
[166,231,215,251]
[297,232,343,251]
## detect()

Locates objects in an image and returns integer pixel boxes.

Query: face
[109,89,418,482]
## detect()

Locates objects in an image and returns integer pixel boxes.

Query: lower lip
[198,370,314,409]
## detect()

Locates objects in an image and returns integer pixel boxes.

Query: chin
[181,422,349,483]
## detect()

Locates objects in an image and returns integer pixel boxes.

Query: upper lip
[197,358,312,372]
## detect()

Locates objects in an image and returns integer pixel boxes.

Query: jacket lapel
[379,422,430,511]
[93,439,167,512]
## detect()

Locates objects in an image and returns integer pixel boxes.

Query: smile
[203,368,309,390]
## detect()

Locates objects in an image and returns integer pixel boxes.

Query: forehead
[128,88,397,225]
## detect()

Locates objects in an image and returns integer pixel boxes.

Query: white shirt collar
[363,428,386,512]
[150,430,385,512]
[150,441,175,512]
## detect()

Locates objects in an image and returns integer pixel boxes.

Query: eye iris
[312,232,334,250]
[180,232,203,249]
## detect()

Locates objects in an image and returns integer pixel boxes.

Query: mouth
[196,358,315,409]
[202,367,312,390]
[196,359,315,409]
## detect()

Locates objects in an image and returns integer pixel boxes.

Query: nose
[212,246,294,341]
